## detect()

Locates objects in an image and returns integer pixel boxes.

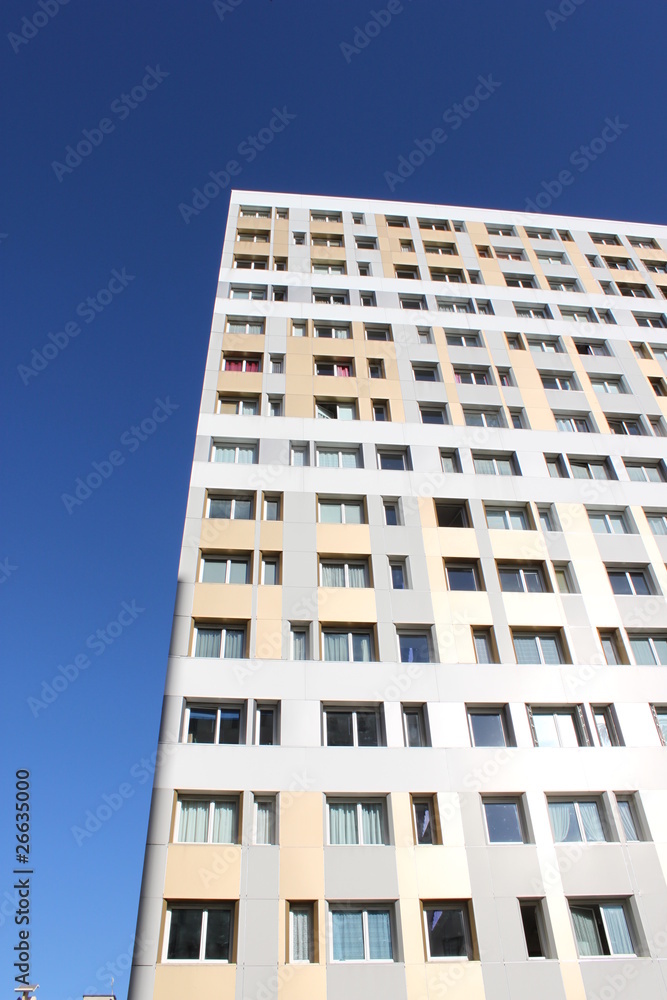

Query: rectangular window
[255,703,279,745]
[231,286,266,300]
[403,705,428,747]
[217,396,259,416]
[193,625,246,658]
[165,904,234,961]
[485,505,529,530]
[441,451,461,474]
[555,415,591,433]
[592,705,622,747]
[454,367,489,384]
[365,325,391,341]
[435,500,469,528]
[225,318,264,335]
[316,400,357,420]
[464,409,503,429]
[446,331,480,346]
[368,359,385,379]
[607,568,652,597]
[600,630,625,665]
[289,904,314,962]
[254,795,276,845]
[207,494,253,520]
[498,563,547,594]
[445,560,483,592]
[616,797,642,842]
[177,797,239,844]
[513,632,564,665]
[570,902,635,956]
[421,406,448,425]
[468,708,510,747]
[378,449,409,471]
[398,632,432,664]
[548,799,607,842]
[390,559,408,590]
[520,901,549,958]
[413,796,437,845]
[327,799,388,845]
[569,458,612,480]
[324,706,382,747]
[322,630,374,661]
[473,629,497,664]
[629,634,667,665]
[213,442,257,464]
[316,446,361,469]
[529,707,586,747]
[320,560,369,588]
[646,511,667,535]
[473,453,516,476]
[423,903,474,960]
[318,499,364,524]
[384,500,400,525]
[484,798,526,843]
[201,555,250,585]
[263,495,281,521]
[184,704,245,745]
[541,374,575,391]
[331,907,393,962]
[625,461,664,482]
[413,364,439,382]
[291,625,308,661]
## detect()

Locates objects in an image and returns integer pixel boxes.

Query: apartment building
[128,191,667,1000]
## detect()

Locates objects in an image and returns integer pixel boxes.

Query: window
[231,285,266,300]
[315,360,354,377]
[207,494,253,520]
[644,260,667,273]
[498,368,513,386]
[604,257,634,271]
[378,449,408,471]
[398,631,432,663]
[496,248,525,261]
[420,218,450,231]
[403,705,428,746]
[165,905,234,961]
[546,454,567,478]
[237,230,269,243]
[541,373,575,391]
[514,631,565,665]
[548,798,607,843]
[600,630,625,666]
[441,451,461,474]
[275,208,288,219]
[526,227,555,240]
[591,233,620,246]
[431,267,465,283]
[324,706,382,747]
[654,707,667,744]
[320,559,369,589]
[290,625,309,661]
[292,232,305,245]
[650,377,667,396]
[588,509,629,534]
[575,340,609,356]
[358,263,370,276]
[176,797,239,844]
[560,307,597,323]
[520,901,549,958]
[413,797,437,844]
[368,359,385,379]
[445,560,483,592]
[473,453,515,476]
[607,568,652,596]
[592,706,622,747]
[618,283,651,298]
[420,406,447,425]
[254,795,276,844]
[607,417,643,436]
[330,906,393,962]
[193,625,246,658]
[473,629,498,664]
[223,355,261,372]
[559,230,574,241]
[395,265,419,280]
[487,224,515,236]
[515,304,551,319]
[549,277,580,292]
[529,337,562,354]
[431,500,468,528]
[322,629,374,661]
[438,297,474,314]
[291,442,308,466]
[311,235,343,247]
[554,564,576,593]
[468,708,510,747]
[538,506,558,531]
[314,324,350,339]
[569,458,612,480]
[629,634,667,665]
[384,500,400,525]
[234,256,267,270]
[261,556,280,586]
[200,555,250,585]
[365,325,392,342]
[213,441,257,464]
[318,499,363,524]
[555,415,591,433]
[373,401,389,421]
[646,511,667,535]
[446,331,480,347]
[616,797,642,842]
[569,902,635,957]
[240,207,270,218]
[484,798,526,843]
[289,904,314,962]
[352,213,364,224]
[355,236,377,250]
[263,495,281,521]
[505,275,536,289]
[311,211,342,222]
[590,376,625,394]
[412,363,438,383]
[454,368,489,385]
[386,215,407,227]
[317,446,361,469]
[529,707,586,747]
[424,242,456,255]
[423,903,474,960]
[634,313,667,328]
[464,408,503,428]
[629,236,658,249]
[390,559,408,590]
[217,396,259,416]
[498,564,547,593]
[327,799,387,845]
[417,327,433,344]
[313,261,346,275]
[313,290,348,306]
[625,460,664,482]
[184,704,245,744]
[225,318,264,335]
[400,294,426,310]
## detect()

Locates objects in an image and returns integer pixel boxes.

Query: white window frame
[225,318,264,335]
[321,629,374,661]
[485,506,529,530]
[498,564,547,594]
[319,559,369,588]
[514,631,565,666]
[253,794,277,845]
[326,798,388,845]
[175,796,239,844]
[446,331,480,346]
[329,905,395,963]
[316,446,361,469]
[290,625,309,661]
[254,703,279,745]
[317,499,364,524]
[289,903,314,963]
[212,441,257,464]
[223,355,262,372]
[261,556,280,586]
[206,494,254,520]
[528,707,586,747]
[422,903,473,961]
[163,905,234,963]
[217,396,259,416]
[607,568,652,597]
[548,798,608,843]
[402,704,427,747]
[314,324,351,340]
[183,703,245,745]
[230,285,267,300]
[323,705,382,747]
[191,624,246,659]
[473,454,515,476]
[200,555,250,585]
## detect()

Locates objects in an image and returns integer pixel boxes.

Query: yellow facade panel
[192,583,253,620]
[163,844,241,899]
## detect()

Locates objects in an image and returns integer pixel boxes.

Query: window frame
[163,903,235,963]
[422,902,474,961]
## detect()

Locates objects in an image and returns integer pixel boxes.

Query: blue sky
[1,1,666,998]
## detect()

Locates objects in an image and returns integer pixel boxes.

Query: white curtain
[549,801,579,842]
[223,629,244,658]
[367,911,392,959]
[330,803,358,844]
[179,801,208,842]
[579,801,604,842]
[195,629,221,658]
[202,560,227,583]
[351,634,371,662]
[332,911,364,960]
[324,633,348,661]
[571,907,602,956]
[212,801,236,843]
[320,504,341,523]
[475,457,495,475]
[602,905,633,954]
[344,503,362,524]
[362,803,384,844]
[348,564,367,588]
[514,636,538,664]
[291,907,312,961]
[322,564,345,587]
[341,451,358,468]
[318,450,338,468]
[291,631,306,661]
[238,446,255,464]
[539,636,561,664]
[255,799,275,845]
[618,801,639,841]
[215,446,235,463]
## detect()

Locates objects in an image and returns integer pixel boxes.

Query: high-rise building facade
[129,191,667,1000]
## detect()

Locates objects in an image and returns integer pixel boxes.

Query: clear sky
[1,1,666,998]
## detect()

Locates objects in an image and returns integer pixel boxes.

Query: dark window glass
[470,712,506,747]
[168,909,202,959]
[414,801,433,844]
[485,801,523,842]
[521,904,545,958]
[448,566,478,591]
[218,709,241,744]
[399,634,430,663]
[327,712,353,746]
[258,709,274,745]
[357,711,379,746]
[426,907,468,958]
[188,710,217,744]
